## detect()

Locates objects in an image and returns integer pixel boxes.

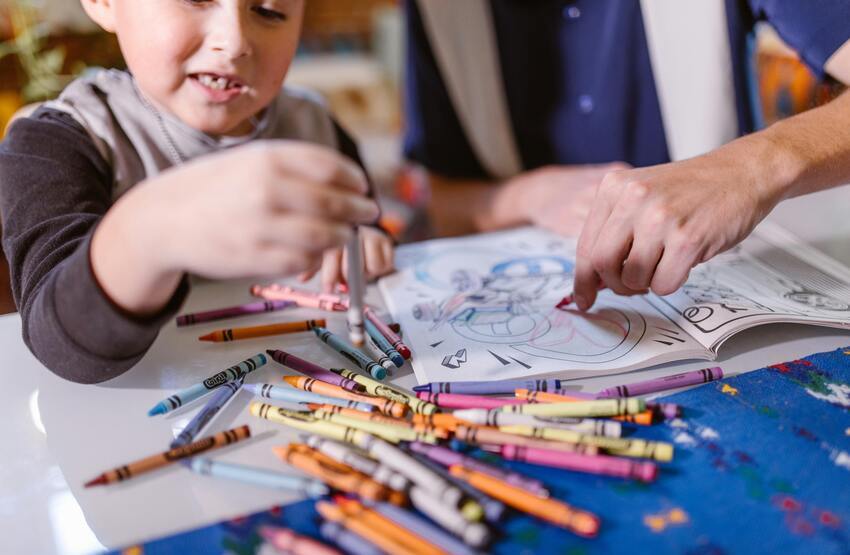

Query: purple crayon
[408,442,549,497]
[413,378,565,395]
[266,349,364,393]
[596,367,724,398]
[176,300,295,326]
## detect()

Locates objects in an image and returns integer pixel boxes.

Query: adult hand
[572,146,785,310]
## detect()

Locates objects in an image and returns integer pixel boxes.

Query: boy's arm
[0,109,189,384]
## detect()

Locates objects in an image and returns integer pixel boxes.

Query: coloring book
[379,223,850,385]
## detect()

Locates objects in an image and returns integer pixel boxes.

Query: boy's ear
[79,0,117,32]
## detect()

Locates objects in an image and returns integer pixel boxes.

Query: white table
[3,187,850,555]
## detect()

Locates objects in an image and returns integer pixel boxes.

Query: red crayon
[364,307,411,359]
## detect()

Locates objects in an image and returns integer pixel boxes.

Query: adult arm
[572,42,850,310]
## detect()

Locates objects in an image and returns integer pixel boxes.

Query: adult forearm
[426,172,527,237]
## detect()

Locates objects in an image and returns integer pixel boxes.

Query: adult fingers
[620,231,665,291]
[649,231,705,296]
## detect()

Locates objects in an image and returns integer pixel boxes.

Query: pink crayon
[176,300,295,326]
[266,349,364,393]
[596,367,724,398]
[259,525,341,555]
[364,307,411,359]
[499,444,658,483]
[251,284,349,312]
[416,391,526,410]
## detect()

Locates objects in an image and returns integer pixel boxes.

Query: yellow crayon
[250,402,403,444]
[501,425,673,462]
[284,376,408,418]
[501,398,645,418]
[311,405,451,439]
[329,368,438,415]
[516,389,657,425]
[314,410,439,445]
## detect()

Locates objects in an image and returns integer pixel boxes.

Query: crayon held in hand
[199,319,325,342]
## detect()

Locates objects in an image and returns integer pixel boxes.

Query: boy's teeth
[198,74,234,90]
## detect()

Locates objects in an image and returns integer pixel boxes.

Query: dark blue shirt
[403,0,850,179]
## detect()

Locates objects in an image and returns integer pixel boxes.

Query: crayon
[501,397,646,418]
[409,486,491,548]
[284,376,408,418]
[413,378,566,395]
[519,389,680,420]
[350,433,464,508]
[313,409,439,445]
[316,501,412,555]
[497,444,658,482]
[84,426,250,487]
[346,231,366,347]
[454,425,598,455]
[259,525,341,555]
[311,405,450,439]
[501,425,674,462]
[415,455,506,523]
[274,445,405,504]
[170,376,244,448]
[416,391,525,410]
[615,410,655,425]
[313,326,386,380]
[335,498,445,555]
[199,319,324,342]
[266,349,363,392]
[411,412,465,432]
[176,300,294,326]
[364,318,405,368]
[148,354,266,416]
[598,366,724,398]
[407,441,549,497]
[364,307,411,359]
[363,333,396,371]
[251,283,349,311]
[189,457,329,497]
[320,521,383,555]
[368,501,479,555]
[388,323,402,334]
[449,465,600,538]
[306,435,410,491]
[250,402,371,443]
[328,367,437,415]
[453,408,623,438]
[245,383,375,413]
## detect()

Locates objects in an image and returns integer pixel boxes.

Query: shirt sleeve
[402,0,490,179]
[0,108,189,384]
[749,0,850,77]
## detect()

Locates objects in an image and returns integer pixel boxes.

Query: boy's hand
[300,226,395,292]
[92,141,379,314]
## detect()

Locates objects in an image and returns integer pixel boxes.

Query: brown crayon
[199,319,325,342]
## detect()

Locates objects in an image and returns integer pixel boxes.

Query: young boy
[0,0,395,383]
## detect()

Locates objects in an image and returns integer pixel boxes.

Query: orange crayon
[285,376,408,418]
[199,319,325,342]
[311,405,450,439]
[334,498,446,555]
[449,465,600,538]
[516,389,656,425]
[273,445,405,505]
[85,426,250,487]
[411,413,465,431]
[316,502,411,555]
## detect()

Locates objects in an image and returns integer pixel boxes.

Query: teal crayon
[171,376,244,448]
[148,353,266,416]
[312,326,386,380]
[244,383,375,413]
[364,319,404,368]
[189,457,329,497]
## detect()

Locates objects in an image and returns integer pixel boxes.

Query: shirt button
[563,5,581,20]
[578,94,594,113]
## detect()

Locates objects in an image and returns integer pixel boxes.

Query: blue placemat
[114,347,850,554]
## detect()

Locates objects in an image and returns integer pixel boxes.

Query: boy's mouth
[189,72,247,100]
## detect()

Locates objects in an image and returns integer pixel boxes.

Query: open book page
[647,222,850,351]
[379,227,709,385]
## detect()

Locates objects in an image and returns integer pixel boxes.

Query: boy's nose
[209,10,252,59]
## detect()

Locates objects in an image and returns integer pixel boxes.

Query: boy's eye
[252,6,287,21]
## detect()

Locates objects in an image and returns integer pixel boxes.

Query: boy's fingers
[259,216,352,252]
[320,249,343,293]
[269,180,379,224]
[268,142,369,194]
[363,234,385,278]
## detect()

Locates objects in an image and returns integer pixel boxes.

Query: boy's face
[87,0,304,136]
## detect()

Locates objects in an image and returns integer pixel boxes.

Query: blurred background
[0,0,844,315]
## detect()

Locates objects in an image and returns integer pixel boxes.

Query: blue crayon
[244,383,375,413]
[319,521,382,555]
[148,353,267,416]
[312,326,386,380]
[190,457,329,497]
[366,501,479,555]
[412,377,565,395]
[171,376,245,448]
[364,319,404,368]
